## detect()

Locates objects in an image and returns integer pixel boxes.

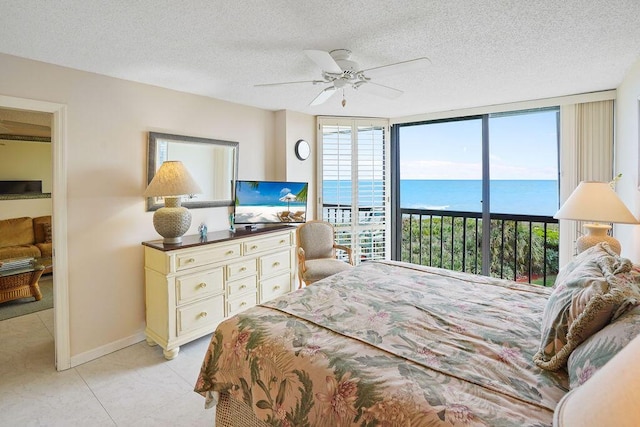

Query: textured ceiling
[1,1,640,118]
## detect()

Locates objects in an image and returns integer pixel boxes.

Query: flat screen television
[234,180,308,224]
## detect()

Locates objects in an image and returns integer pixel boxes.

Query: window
[319,117,390,263]
[393,108,560,284]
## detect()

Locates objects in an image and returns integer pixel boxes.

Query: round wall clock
[295,139,310,161]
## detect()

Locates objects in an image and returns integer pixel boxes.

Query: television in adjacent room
[234,180,308,224]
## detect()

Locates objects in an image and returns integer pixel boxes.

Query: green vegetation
[401,215,559,286]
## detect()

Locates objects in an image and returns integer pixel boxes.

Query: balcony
[400,208,559,286]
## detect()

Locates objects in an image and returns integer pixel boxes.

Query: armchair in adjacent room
[296,220,354,287]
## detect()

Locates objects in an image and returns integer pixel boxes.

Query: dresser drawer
[227,259,257,281]
[260,273,291,302]
[260,250,291,277]
[227,275,257,298]
[175,243,241,271]
[176,268,224,305]
[228,293,258,316]
[244,233,291,256]
[177,295,225,336]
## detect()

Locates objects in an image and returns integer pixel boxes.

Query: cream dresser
[142,225,296,359]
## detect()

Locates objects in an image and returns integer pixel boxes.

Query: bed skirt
[216,392,270,427]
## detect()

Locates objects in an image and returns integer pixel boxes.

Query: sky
[398,108,559,180]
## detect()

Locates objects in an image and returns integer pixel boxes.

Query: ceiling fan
[256,49,431,107]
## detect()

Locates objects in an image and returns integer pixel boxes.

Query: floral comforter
[195,261,568,426]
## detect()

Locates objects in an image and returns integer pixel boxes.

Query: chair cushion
[0,217,34,248]
[36,242,53,258]
[302,258,353,284]
[0,244,40,260]
[298,222,335,260]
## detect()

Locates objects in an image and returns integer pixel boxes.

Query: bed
[195,244,640,427]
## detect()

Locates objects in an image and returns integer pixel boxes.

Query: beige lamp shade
[554,181,638,254]
[143,161,202,197]
[554,333,640,426]
[144,161,202,244]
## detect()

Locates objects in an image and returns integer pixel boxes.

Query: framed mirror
[146,132,239,211]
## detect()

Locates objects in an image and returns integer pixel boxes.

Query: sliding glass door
[394,108,560,283]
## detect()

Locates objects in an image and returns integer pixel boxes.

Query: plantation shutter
[318,117,390,263]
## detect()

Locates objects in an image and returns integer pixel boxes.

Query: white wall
[282,110,316,220]
[615,56,640,262]
[0,53,285,360]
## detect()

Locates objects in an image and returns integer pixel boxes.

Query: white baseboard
[69,331,146,367]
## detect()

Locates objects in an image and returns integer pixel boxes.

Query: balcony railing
[400,208,559,286]
[323,205,559,286]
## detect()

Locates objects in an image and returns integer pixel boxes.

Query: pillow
[567,299,640,389]
[43,223,52,243]
[533,243,638,371]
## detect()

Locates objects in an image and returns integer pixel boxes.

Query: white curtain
[559,100,614,265]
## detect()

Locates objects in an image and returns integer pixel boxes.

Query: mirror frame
[146,131,239,211]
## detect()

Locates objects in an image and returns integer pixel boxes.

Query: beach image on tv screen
[234,181,308,223]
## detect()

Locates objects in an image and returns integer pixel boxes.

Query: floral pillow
[567,300,640,389]
[533,243,638,371]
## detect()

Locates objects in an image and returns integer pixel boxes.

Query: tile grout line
[74,367,119,426]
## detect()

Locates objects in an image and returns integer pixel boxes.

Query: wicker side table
[0,266,45,304]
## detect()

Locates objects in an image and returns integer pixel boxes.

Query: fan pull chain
[341,89,346,107]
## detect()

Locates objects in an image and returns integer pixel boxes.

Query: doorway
[0,95,70,370]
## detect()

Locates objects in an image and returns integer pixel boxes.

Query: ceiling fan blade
[362,57,431,78]
[304,50,342,74]
[255,80,325,87]
[309,86,338,106]
[357,82,404,99]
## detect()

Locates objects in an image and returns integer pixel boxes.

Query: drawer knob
[240,302,247,307]
[199,282,207,288]
[279,239,285,244]
[186,258,196,263]
[239,267,246,272]
[199,311,208,318]
[239,285,246,290]
[273,285,281,291]
[225,250,234,255]
[251,245,258,250]
[273,261,280,267]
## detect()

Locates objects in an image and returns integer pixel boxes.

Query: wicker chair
[296,220,353,288]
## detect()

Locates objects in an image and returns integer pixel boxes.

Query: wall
[615,56,640,262]
[279,110,316,220]
[0,53,292,362]
[0,138,53,219]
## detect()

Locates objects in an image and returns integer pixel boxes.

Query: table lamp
[554,181,638,254]
[144,161,202,244]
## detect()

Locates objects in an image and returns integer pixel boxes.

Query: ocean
[400,180,559,216]
[323,180,559,217]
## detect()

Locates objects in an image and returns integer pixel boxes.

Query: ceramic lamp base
[576,223,620,255]
[152,196,191,244]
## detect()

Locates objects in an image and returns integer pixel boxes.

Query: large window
[319,118,390,263]
[393,108,560,283]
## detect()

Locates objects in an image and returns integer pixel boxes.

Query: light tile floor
[0,309,215,426]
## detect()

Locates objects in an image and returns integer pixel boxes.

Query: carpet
[0,275,53,321]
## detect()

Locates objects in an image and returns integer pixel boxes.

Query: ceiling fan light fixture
[263,48,431,107]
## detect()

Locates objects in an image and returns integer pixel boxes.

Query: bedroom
[1,1,640,425]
